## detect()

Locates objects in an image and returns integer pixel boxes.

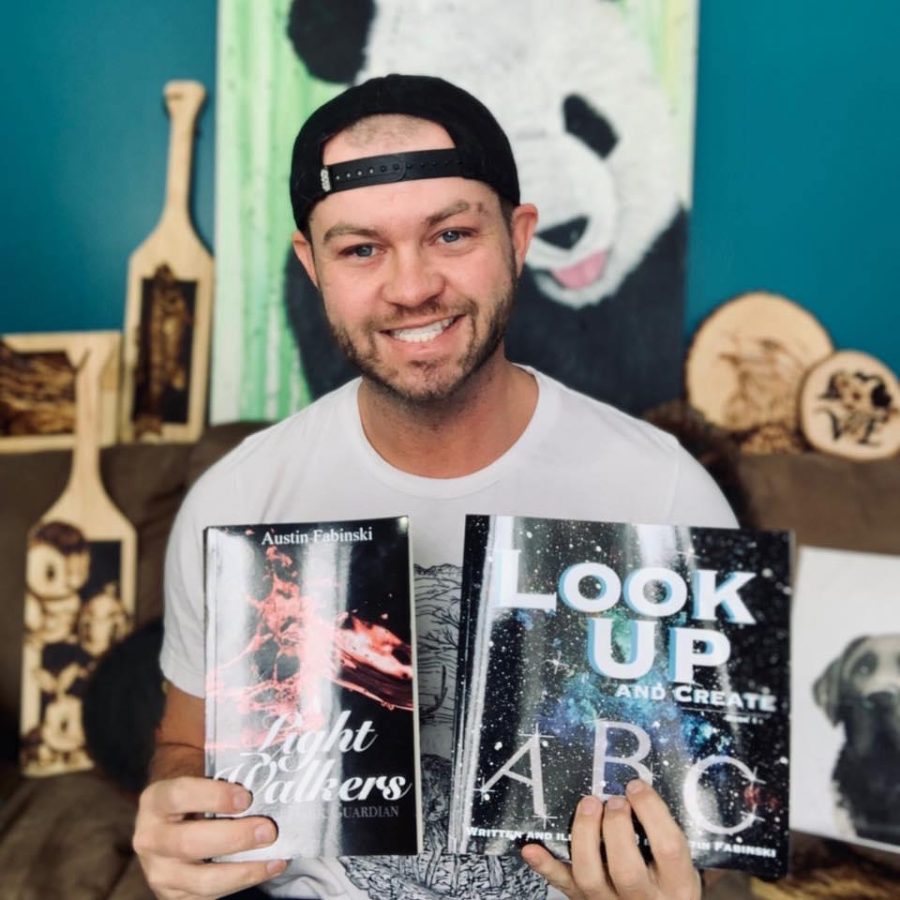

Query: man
[133,74,735,900]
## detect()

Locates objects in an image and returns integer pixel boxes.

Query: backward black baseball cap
[289,74,520,230]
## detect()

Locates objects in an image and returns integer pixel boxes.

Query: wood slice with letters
[800,350,900,460]
[119,80,213,443]
[20,334,137,776]
[686,292,834,437]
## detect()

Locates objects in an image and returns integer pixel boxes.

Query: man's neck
[357,358,538,478]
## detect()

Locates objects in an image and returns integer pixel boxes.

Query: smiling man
[133,75,735,900]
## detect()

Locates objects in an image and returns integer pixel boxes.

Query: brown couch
[0,421,897,899]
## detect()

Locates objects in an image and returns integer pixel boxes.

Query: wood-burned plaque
[800,351,900,460]
[0,332,120,452]
[686,292,833,436]
[18,333,136,776]
[21,522,131,776]
[131,263,197,437]
[119,80,212,444]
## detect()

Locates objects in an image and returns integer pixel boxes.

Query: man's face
[293,119,537,405]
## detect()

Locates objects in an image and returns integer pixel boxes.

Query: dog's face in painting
[814,634,900,847]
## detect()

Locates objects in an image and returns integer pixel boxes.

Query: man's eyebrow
[321,200,485,242]
[425,200,482,228]
[322,223,382,244]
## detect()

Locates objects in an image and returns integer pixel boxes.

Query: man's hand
[133,775,288,899]
[133,685,287,899]
[521,780,701,900]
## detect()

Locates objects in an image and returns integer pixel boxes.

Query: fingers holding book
[605,780,701,899]
[521,780,701,900]
[133,776,288,899]
[628,780,702,893]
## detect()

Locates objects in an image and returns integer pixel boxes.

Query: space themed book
[204,516,422,858]
[449,515,792,877]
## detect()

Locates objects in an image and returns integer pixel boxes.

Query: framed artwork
[212,0,698,421]
[0,332,120,453]
[791,546,900,852]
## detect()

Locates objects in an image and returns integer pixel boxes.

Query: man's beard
[325,266,518,408]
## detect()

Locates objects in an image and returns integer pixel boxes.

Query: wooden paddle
[119,80,213,443]
[20,334,137,776]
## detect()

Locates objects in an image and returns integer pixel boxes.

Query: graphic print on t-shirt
[339,563,548,899]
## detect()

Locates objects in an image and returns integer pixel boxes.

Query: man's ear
[509,203,538,275]
[292,230,319,288]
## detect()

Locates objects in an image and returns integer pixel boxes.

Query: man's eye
[439,230,464,244]
[344,244,375,258]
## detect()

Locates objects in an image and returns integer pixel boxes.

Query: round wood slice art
[800,350,900,460]
[686,292,834,433]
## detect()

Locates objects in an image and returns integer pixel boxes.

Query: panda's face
[511,97,619,305]
[342,0,681,310]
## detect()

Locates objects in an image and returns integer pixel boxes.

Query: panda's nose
[538,216,589,250]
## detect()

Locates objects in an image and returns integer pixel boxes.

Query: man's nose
[382,248,443,307]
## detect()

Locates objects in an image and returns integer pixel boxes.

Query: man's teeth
[390,317,454,343]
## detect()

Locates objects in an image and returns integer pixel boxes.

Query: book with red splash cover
[204,516,422,858]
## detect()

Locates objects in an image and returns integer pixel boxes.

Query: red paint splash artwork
[207,545,413,750]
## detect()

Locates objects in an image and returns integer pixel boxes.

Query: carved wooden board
[0,332,120,452]
[800,350,900,460]
[20,334,137,776]
[119,81,213,443]
[686,292,834,434]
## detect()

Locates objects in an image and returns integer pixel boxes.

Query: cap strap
[320,149,462,194]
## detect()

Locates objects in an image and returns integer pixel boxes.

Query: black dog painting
[791,546,900,851]
[814,634,900,846]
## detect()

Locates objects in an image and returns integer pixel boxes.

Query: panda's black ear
[286,0,375,84]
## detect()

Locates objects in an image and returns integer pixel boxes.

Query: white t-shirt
[161,368,736,899]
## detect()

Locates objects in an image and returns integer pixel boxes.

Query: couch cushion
[736,454,900,553]
[186,421,270,486]
[0,771,152,899]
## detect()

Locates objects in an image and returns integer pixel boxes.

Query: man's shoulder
[540,371,679,458]
[537,373,736,527]
[187,382,355,500]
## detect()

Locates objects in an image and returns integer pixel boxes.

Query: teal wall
[689,1,900,370]
[2,0,216,333]
[3,1,899,375]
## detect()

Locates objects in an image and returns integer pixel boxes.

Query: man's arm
[133,684,287,900]
[147,686,205,780]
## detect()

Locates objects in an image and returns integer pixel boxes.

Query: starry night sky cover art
[204,517,422,858]
[450,515,792,877]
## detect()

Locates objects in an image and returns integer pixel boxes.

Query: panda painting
[284,0,689,413]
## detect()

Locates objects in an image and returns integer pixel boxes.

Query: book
[449,515,792,878]
[790,545,900,852]
[204,516,422,858]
